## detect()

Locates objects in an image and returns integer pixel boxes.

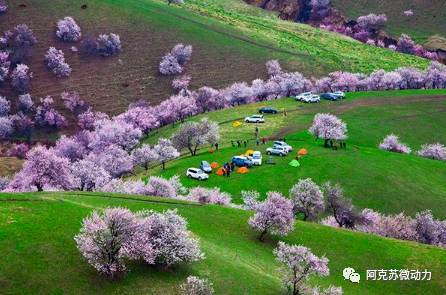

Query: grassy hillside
[0,0,429,118]
[331,0,446,47]
[0,192,445,294]
[139,89,446,218]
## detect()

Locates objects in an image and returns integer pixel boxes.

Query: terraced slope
[0,192,444,294]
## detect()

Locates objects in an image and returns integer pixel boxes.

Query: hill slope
[0,0,429,117]
[0,192,445,294]
[140,90,446,218]
[331,0,446,47]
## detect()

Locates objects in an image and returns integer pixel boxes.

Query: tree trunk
[259,230,267,241]
[162,161,166,170]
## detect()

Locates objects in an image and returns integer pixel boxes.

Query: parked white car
[251,151,262,165]
[332,91,345,98]
[302,94,320,103]
[186,168,209,180]
[295,92,313,101]
[244,114,265,123]
[266,146,288,156]
[273,141,293,152]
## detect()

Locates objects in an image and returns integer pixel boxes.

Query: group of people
[222,162,235,177]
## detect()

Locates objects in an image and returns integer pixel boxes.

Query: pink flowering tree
[11,64,32,93]
[0,116,13,139]
[0,0,7,13]
[114,106,160,134]
[146,176,177,198]
[397,34,416,54]
[225,82,253,106]
[415,210,446,246]
[290,178,324,221]
[310,0,331,21]
[45,47,72,77]
[159,44,192,75]
[379,134,411,154]
[97,33,122,57]
[309,113,348,147]
[0,96,10,116]
[180,276,214,295]
[128,209,204,266]
[71,159,111,191]
[10,112,33,139]
[0,51,10,82]
[193,86,222,112]
[7,143,29,159]
[172,118,219,156]
[417,143,446,161]
[54,135,88,162]
[153,138,179,170]
[356,13,387,34]
[86,145,134,178]
[18,93,33,112]
[397,67,425,89]
[89,119,142,151]
[132,144,159,170]
[187,187,232,205]
[77,109,109,130]
[6,24,37,64]
[159,53,183,75]
[8,146,73,191]
[265,60,282,77]
[74,208,136,279]
[172,74,191,97]
[34,96,67,129]
[61,91,89,115]
[248,191,295,241]
[273,241,330,295]
[322,182,364,229]
[56,17,82,42]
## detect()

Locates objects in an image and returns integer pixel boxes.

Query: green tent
[289,159,300,167]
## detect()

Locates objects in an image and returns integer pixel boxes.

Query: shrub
[0,51,10,82]
[417,143,446,161]
[56,17,82,42]
[180,276,214,295]
[379,134,411,154]
[187,187,232,205]
[0,116,13,139]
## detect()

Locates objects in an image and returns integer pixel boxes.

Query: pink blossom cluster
[417,143,446,161]
[34,96,67,129]
[379,134,411,154]
[159,43,192,75]
[248,191,295,241]
[0,51,10,82]
[0,95,10,116]
[187,186,232,205]
[290,178,325,221]
[44,47,72,77]
[273,241,331,295]
[0,0,7,13]
[309,113,348,143]
[56,17,82,42]
[11,64,32,93]
[61,91,89,115]
[75,208,203,278]
[180,276,214,295]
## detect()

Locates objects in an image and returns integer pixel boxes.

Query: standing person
[255,126,259,138]
[262,137,266,145]
[244,140,247,147]
[215,142,219,151]
[256,138,260,146]
[283,109,287,117]
[237,140,241,148]
[230,162,235,172]
[231,140,235,147]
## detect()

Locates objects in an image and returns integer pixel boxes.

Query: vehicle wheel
[267,151,271,155]
[188,174,191,178]
[280,153,284,157]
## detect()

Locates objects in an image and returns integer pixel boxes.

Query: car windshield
[202,162,210,167]
[253,154,261,158]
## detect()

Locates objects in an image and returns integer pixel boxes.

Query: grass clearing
[0,192,444,294]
